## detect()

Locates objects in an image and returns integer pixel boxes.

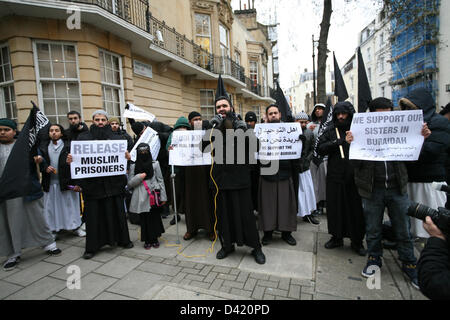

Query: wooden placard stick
[335,127,345,159]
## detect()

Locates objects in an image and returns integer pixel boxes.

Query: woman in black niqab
[134,143,154,179]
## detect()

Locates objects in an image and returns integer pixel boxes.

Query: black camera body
[407,203,450,239]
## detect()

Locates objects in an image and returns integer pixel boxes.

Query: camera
[407,203,450,238]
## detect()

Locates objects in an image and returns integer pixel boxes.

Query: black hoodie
[403,88,450,183]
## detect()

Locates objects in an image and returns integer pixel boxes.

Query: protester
[417,216,450,300]
[245,111,257,129]
[295,112,319,225]
[347,98,428,288]
[109,117,134,151]
[399,88,450,238]
[258,105,298,246]
[177,112,215,241]
[317,101,366,255]
[67,110,133,259]
[204,75,265,264]
[128,143,167,249]
[439,103,450,209]
[39,124,84,237]
[0,118,61,271]
[308,103,327,215]
[65,111,88,142]
[166,117,190,225]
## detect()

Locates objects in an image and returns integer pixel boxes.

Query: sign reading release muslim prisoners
[70,140,128,179]
[130,126,161,162]
[254,123,303,160]
[169,131,211,166]
[349,110,425,161]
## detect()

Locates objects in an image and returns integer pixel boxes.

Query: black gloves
[210,114,223,128]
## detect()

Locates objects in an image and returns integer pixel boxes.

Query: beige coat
[127,161,167,214]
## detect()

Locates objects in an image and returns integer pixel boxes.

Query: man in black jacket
[399,89,450,238]
[317,101,366,256]
[417,216,450,299]
[346,98,428,289]
[67,110,133,259]
[206,94,265,264]
[65,111,88,142]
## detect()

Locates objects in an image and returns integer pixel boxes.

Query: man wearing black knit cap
[245,111,257,129]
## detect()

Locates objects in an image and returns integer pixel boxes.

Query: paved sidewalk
[0,214,427,300]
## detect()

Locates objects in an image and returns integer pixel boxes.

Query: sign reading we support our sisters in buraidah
[349,110,424,161]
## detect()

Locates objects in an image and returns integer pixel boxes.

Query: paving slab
[0,280,23,299]
[94,292,135,300]
[128,233,191,259]
[107,270,164,299]
[56,272,118,300]
[258,230,315,253]
[44,245,85,265]
[95,256,144,278]
[49,258,103,280]
[141,282,251,300]
[137,261,182,277]
[238,247,314,280]
[176,238,246,268]
[5,276,66,300]
[4,261,62,286]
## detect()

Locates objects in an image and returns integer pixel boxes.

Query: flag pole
[335,128,345,159]
[171,164,180,244]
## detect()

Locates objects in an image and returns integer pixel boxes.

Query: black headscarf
[134,143,154,179]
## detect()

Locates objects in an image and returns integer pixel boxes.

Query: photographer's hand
[423,216,446,241]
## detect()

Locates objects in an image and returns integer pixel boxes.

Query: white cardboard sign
[169,130,212,166]
[254,123,303,160]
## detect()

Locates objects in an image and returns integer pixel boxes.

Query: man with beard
[67,110,133,259]
[178,112,215,241]
[0,118,61,271]
[317,101,366,256]
[258,105,298,246]
[308,104,327,215]
[109,117,133,151]
[40,124,84,237]
[204,76,265,264]
[66,111,88,142]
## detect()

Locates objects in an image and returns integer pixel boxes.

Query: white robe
[297,170,317,217]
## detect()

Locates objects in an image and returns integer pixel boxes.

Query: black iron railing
[61,0,272,96]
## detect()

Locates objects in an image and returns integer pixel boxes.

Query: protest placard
[254,123,303,160]
[123,103,155,122]
[70,140,128,179]
[349,110,424,161]
[130,126,160,162]
[169,130,211,166]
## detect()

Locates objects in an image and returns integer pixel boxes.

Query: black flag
[273,81,293,122]
[333,52,349,102]
[0,102,49,203]
[357,47,372,113]
[215,74,231,105]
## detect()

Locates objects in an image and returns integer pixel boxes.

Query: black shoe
[351,243,367,256]
[122,242,134,249]
[251,247,266,265]
[216,246,235,260]
[261,231,273,246]
[3,257,20,271]
[170,214,181,225]
[324,237,343,249]
[47,248,62,256]
[281,233,297,246]
[303,215,320,225]
[83,252,95,259]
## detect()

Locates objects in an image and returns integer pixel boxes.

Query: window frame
[99,48,125,122]
[194,13,212,53]
[200,89,215,120]
[0,43,17,120]
[33,40,83,126]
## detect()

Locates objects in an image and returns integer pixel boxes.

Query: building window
[99,49,123,118]
[219,24,230,57]
[381,86,385,97]
[368,67,372,82]
[250,60,258,86]
[34,42,81,127]
[379,33,384,48]
[367,48,371,62]
[252,106,261,122]
[235,50,241,65]
[380,56,385,73]
[200,89,215,120]
[195,13,212,53]
[0,45,17,121]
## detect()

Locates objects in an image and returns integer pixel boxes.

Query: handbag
[142,180,163,208]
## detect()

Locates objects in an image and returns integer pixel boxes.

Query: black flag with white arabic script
[0,102,49,203]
